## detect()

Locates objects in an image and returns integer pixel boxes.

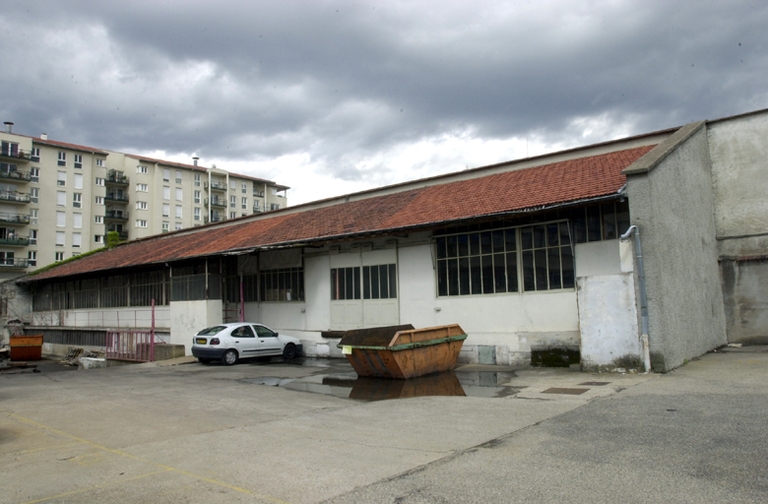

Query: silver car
[191,322,303,365]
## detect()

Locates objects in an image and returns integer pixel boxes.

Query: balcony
[105,210,129,221]
[106,171,130,186]
[0,167,31,183]
[0,213,30,225]
[106,229,129,240]
[0,148,30,164]
[204,198,227,208]
[252,206,263,213]
[105,193,129,203]
[0,235,29,246]
[0,258,29,269]
[0,191,30,204]
[253,191,265,198]
[204,181,227,191]
[203,215,225,224]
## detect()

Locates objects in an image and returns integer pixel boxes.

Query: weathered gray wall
[626,124,727,372]
[708,111,768,343]
[720,258,768,344]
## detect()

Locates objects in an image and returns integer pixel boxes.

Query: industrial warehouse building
[3,109,767,372]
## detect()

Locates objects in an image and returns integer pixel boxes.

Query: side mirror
[275,332,279,337]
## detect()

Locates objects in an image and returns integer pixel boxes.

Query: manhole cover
[541,387,589,395]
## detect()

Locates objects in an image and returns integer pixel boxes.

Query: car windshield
[197,325,227,336]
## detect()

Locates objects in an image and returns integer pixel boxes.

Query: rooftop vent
[192,156,199,166]
[41,133,48,140]
[3,121,13,133]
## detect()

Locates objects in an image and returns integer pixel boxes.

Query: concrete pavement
[1,348,765,503]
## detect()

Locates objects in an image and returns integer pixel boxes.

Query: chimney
[3,122,13,133]
[41,133,48,140]
[192,156,199,166]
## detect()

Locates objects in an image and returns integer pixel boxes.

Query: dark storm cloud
[1,0,766,194]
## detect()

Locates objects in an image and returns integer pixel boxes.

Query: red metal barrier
[106,330,155,362]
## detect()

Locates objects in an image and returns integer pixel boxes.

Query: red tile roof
[25,144,656,282]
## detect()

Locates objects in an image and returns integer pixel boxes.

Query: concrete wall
[707,111,768,343]
[0,277,33,344]
[625,124,727,371]
[577,240,642,370]
[170,299,222,354]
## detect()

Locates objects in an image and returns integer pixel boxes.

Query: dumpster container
[338,324,467,379]
[10,334,43,361]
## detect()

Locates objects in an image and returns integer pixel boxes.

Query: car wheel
[282,343,297,360]
[222,349,238,366]
[198,357,212,364]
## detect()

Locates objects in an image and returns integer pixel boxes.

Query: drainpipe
[620,225,651,373]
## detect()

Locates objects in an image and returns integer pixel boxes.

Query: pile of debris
[60,347,105,367]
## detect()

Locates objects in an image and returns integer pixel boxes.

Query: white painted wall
[31,306,171,329]
[578,274,640,369]
[170,299,222,354]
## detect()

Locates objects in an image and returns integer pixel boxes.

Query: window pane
[371,266,380,299]
[602,202,617,240]
[492,230,505,253]
[437,260,448,296]
[562,246,575,288]
[480,232,492,254]
[448,259,459,296]
[521,227,532,250]
[548,247,562,289]
[436,237,447,259]
[535,249,548,290]
[559,222,571,248]
[446,235,458,258]
[573,208,587,243]
[470,257,482,294]
[546,223,559,247]
[458,234,469,257]
[379,265,389,298]
[523,250,535,291]
[533,225,546,248]
[616,200,630,236]
[587,206,601,242]
[459,257,470,295]
[388,264,397,298]
[469,233,480,255]
[506,252,518,292]
[494,253,506,292]
[363,266,370,299]
[505,229,516,252]
[482,255,494,294]
[353,267,361,299]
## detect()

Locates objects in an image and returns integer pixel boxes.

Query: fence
[105,330,155,362]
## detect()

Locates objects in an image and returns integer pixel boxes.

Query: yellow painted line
[20,469,172,504]
[5,441,81,457]
[9,413,289,504]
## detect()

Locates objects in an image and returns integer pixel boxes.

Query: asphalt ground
[1,348,766,503]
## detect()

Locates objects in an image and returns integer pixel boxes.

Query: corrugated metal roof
[24,144,656,283]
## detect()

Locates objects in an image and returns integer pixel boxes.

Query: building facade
[0,124,288,280]
[4,109,768,372]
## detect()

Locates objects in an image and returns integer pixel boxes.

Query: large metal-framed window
[436,228,519,296]
[363,264,397,299]
[520,222,574,291]
[260,267,304,302]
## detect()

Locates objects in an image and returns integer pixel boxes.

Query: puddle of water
[243,370,521,401]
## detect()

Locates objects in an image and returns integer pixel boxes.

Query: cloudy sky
[1,1,766,205]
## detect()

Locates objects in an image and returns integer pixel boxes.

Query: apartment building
[0,122,288,280]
